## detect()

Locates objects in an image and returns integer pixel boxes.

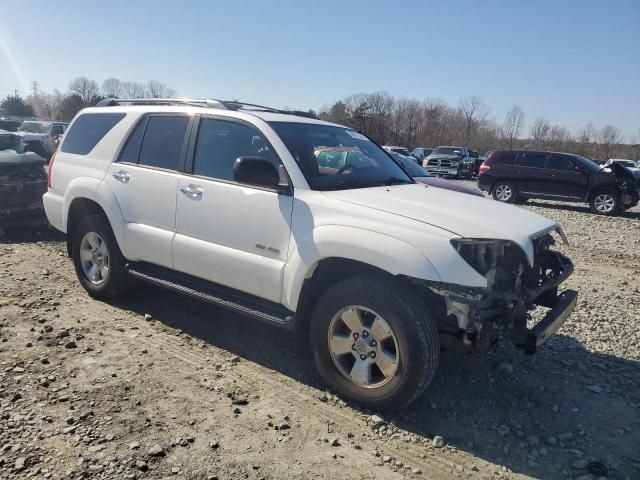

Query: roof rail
[95,98,318,119]
[95,98,229,109]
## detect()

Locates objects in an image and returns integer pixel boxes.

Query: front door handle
[179,184,203,200]
[112,170,130,183]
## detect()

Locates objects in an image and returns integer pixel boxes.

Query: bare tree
[501,105,524,149]
[631,128,640,161]
[121,81,147,99]
[420,98,448,147]
[102,78,123,98]
[146,80,175,98]
[68,77,100,105]
[548,124,573,151]
[458,96,489,142]
[530,117,551,149]
[597,125,623,161]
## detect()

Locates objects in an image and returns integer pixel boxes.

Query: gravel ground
[0,188,638,480]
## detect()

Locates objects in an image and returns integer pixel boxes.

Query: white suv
[44,98,577,410]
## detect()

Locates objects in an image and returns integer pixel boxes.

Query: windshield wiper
[380,177,413,186]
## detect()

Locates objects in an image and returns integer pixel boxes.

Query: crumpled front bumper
[513,250,577,353]
[515,289,578,354]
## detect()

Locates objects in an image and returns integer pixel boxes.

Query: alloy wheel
[79,232,110,285]
[327,306,399,388]
[495,184,513,201]
[593,193,616,213]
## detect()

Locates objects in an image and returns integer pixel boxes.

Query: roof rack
[95,98,318,119]
[95,98,229,109]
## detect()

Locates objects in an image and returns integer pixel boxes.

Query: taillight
[47,152,56,188]
[479,162,490,174]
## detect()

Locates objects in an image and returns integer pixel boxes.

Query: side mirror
[233,156,281,189]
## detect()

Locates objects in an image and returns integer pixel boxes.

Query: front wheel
[589,190,619,215]
[310,275,440,411]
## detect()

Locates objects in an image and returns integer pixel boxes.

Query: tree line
[2,83,638,161]
[0,77,175,123]
[317,92,639,161]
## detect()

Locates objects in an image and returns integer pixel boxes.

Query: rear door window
[138,116,190,170]
[118,118,147,164]
[61,113,126,155]
[517,153,547,168]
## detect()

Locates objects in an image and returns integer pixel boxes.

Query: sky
[1,0,639,138]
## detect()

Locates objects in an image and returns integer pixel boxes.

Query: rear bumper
[43,189,66,232]
[476,176,491,192]
[515,289,578,354]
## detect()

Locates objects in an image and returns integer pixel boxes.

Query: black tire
[589,189,619,215]
[309,275,440,411]
[492,181,517,203]
[71,214,130,300]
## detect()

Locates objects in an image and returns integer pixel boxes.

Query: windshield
[18,121,50,134]
[567,154,601,172]
[270,122,413,190]
[391,153,432,177]
[432,147,462,156]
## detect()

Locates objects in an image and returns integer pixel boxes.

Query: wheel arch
[293,257,395,336]
[588,184,620,200]
[64,180,127,257]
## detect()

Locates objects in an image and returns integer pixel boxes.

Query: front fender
[281,225,441,311]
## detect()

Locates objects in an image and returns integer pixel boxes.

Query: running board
[126,263,295,329]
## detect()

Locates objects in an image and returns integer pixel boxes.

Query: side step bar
[126,263,295,329]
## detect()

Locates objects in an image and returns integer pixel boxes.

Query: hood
[601,162,640,181]
[322,183,558,265]
[415,176,484,197]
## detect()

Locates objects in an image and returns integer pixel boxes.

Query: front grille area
[427,158,452,167]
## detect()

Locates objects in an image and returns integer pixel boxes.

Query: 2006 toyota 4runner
[43,98,578,410]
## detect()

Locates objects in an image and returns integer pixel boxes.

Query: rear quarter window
[61,113,126,155]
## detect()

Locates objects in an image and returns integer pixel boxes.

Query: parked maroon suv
[477,150,640,215]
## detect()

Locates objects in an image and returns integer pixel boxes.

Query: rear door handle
[112,170,130,183]
[179,184,203,200]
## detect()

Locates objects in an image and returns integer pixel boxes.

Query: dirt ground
[0,191,639,480]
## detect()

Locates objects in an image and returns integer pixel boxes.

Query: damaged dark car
[478,150,640,215]
[0,129,48,229]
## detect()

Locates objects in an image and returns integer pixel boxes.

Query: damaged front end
[415,229,577,354]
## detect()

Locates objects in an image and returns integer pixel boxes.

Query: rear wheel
[492,181,516,203]
[589,190,619,215]
[71,214,131,299]
[309,275,439,411]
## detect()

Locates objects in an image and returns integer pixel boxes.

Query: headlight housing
[450,239,528,289]
[450,239,507,276]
